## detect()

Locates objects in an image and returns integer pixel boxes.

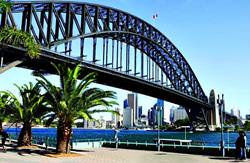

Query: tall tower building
[112,107,122,128]
[157,98,164,125]
[123,99,133,128]
[148,105,159,127]
[173,106,188,121]
[127,93,138,125]
[169,107,175,125]
[231,107,241,119]
[138,106,143,120]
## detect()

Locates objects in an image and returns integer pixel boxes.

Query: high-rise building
[148,104,162,127]
[147,99,165,127]
[169,106,175,124]
[148,107,156,126]
[156,99,164,125]
[123,107,133,128]
[124,99,129,109]
[83,119,97,129]
[231,107,241,119]
[140,115,149,126]
[123,99,133,128]
[148,109,152,125]
[127,93,138,125]
[170,106,188,122]
[112,107,122,128]
[138,106,143,119]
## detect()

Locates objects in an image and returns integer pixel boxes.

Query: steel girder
[1,1,208,102]
[0,1,212,129]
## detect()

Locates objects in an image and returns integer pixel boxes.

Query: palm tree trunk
[0,120,2,131]
[18,122,32,146]
[56,119,72,154]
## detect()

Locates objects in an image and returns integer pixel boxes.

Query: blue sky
[1,0,250,119]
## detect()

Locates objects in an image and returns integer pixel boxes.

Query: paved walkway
[0,147,247,163]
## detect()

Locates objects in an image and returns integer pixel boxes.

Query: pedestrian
[114,129,119,149]
[0,129,8,152]
[235,131,247,160]
[235,132,242,160]
[241,131,247,160]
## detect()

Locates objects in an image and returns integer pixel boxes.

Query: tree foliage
[243,121,250,131]
[0,27,40,58]
[0,0,40,58]
[36,63,118,153]
[0,93,12,130]
[0,0,12,13]
[174,118,190,127]
[0,82,49,146]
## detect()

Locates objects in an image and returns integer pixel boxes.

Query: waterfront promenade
[0,145,243,163]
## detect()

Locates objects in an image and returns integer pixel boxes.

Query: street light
[157,107,160,151]
[217,94,225,157]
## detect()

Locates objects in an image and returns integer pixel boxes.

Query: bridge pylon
[208,89,222,131]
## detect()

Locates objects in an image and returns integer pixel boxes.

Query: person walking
[0,129,8,152]
[235,131,247,160]
[241,131,247,160]
[235,132,242,160]
[114,129,119,149]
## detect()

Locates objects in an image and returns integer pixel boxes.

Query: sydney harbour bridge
[0,1,225,130]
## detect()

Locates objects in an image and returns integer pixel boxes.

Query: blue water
[5,128,250,147]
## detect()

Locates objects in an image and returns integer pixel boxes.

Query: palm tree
[37,63,118,154]
[0,93,11,130]
[0,82,50,146]
[0,0,40,74]
[0,0,12,14]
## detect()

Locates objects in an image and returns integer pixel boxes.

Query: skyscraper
[138,106,143,119]
[123,99,133,128]
[157,98,164,125]
[173,107,188,121]
[148,105,158,127]
[112,107,122,128]
[127,93,138,125]
[231,107,241,119]
[169,107,174,124]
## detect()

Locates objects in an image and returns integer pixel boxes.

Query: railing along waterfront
[102,139,250,150]
[6,134,250,157]
[102,139,250,157]
[7,134,250,150]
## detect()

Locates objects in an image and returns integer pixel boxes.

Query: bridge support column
[186,107,210,131]
[208,90,221,131]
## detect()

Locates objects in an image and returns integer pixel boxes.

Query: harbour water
[6,128,250,147]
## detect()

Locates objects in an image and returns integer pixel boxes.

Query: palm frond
[0,0,13,13]
[0,27,40,58]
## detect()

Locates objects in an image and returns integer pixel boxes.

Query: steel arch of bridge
[0,1,212,129]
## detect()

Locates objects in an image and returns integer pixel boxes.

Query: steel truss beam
[0,1,212,129]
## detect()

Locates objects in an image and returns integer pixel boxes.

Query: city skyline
[0,0,249,119]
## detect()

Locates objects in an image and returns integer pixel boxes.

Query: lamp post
[157,107,160,151]
[217,94,225,157]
